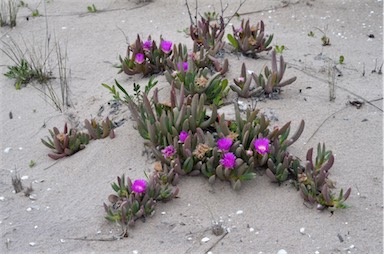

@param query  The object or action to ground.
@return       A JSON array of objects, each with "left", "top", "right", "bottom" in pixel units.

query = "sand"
[{"left": 0, "top": 0, "right": 383, "bottom": 253}]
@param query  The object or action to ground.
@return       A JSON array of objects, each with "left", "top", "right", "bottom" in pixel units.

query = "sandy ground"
[{"left": 0, "top": 0, "right": 383, "bottom": 253}]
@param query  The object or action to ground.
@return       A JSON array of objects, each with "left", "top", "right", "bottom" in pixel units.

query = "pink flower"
[
  {"left": 220, "top": 152, "right": 236, "bottom": 169},
  {"left": 135, "top": 53, "right": 145, "bottom": 64},
  {"left": 161, "top": 145, "right": 176, "bottom": 158},
  {"left": 177, "top": 62, "right": 188, "bottom": 72},
  {"left": 217, "top": 137, "right": 232, "bottom": 151},
  {"left": 160, "top": 40, "right": 172, "bottom": 54},
  {"left": 142, "top": 40, "right": 152, "bottom": 51},
  {"left": 238, "top": 77, "right": 245, "bottom": 82},
  {"left": 132, "top": 179, "right": 147, "bottom": 193},
  {"left": 254, "top": 138, "right": 270, "bottom": 155},
  {"left": 179, "top": 131, "right": 188, "bottom": 143},
  {"left": 177, "top": 62, "right": 188, "bottom": 71}
]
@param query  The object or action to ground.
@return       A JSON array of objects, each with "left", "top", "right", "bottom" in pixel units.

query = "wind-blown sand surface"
[{"left": 0, "top": 0, "right": 383, "bottom": 253}]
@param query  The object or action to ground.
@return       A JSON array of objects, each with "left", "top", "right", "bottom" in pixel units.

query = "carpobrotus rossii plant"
[{"left": 103, "top": 78, "right": 351, "bottom": 219}]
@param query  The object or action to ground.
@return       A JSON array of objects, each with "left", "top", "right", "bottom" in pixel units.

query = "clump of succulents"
[
  {"left": 230, "top": 63, "right": 263, "bottom": 98},
  {"left": 106, "top": 80, "right": 218, "bottom": 147},
  {"left": 190, "top": 16, "right": 226, "bottom": 54},
  {"left": 41, "top": 123, "right": 90, "bottom": 160},
  {"left": 227, "top": 19, "right": 273, "bottom": 58},
  {"left": 264, "top": 120, "right": 305, "bottom": 184},
  {"left": 104, "top": 173, "right": 179, "bottom": 237},
  {"left": 84, "top": 117, "right": 115, "bottom": 140},
  {"left": 298, "top": 143, "right": 352, "bottom": 210},
  {"left": 253, "top": 50, "right": 297, "bottom": 95},
  {"left": 119, "top": 35, "right": 173, "bottom": 76},
  {"left": 170, "top": 42, "right": 229, "bottom": 76},
  {"left": 164, "top": 63, "right": 229, "bottom": 106}
]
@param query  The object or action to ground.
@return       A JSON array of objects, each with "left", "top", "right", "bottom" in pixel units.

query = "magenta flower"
[
  {"left": 238, "top": 76, "right": 245, "bottom": 82},
  {"left": 160, "top": 40, "right": 172, "bottom": 54},
  {"left": 217, "top": 137, "right": 233, "bottom": 151},
  {"left": 132, "top": 179, "right": 147, "bottom": 193},
  {"left": 220, "top": 152, "right": 236, "bottom": 169},
  {"left": 179, "top": 131, "right": 188, "bottom": 143},
  {"left": 254, "top": 138, "right": 270, "bottom": 155},
  {"left": 161, "top": 145, "right": 176, "bottom": 158},
  {"left": 135, "top": 53, "right": 145, "bottom": 64},
  {"left": 142, "top": 40, "right": 152, "bottom": 51},
  {"left": 177, "top": 62, "right": 188, "bottom": 72}
]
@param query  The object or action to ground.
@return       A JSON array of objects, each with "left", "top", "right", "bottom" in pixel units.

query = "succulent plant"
[
  {"left": 230, "top": 63, "right": 263, "bottom": 98},
  {"left": 227, "top": 19, "right": 273, "bottom": 57},
  {"left": 190, "top": 16, "right": 226, "bottom": 53},
  {"left": 104, "top": 173, "right": 179, "bottom": 237},
  {"left": 262, "top": 119, "right": 305, "bottom": 184},
  {"left": 169, "top": 41, "right": 229, "bottom": 76},
  {"left": 253, "top": 50, "right": 297, "bottom": 94},
  {"left": 84, "top": 117, "right": 115, "bottom": 140},
  {"left": 298, "top": 143, "right": 351, "bottom": 210},
  {"left": 165, "top": 64, "right": 229, "bottom": 106},
  {"left": 41, "top": 123, "right": 90, "bottom": 160},
  {"left": 119, "top": 35, "right": 173, "bottom": 76},
  {"left": 127, "top": 83, "right": 218, "bottom": 147}
]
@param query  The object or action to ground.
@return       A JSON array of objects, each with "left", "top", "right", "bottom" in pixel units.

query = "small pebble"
[
  {"left": 60, "top": 239, "right": 65, "bottom": 243},
  {"left": 300, "top": 227, "right": 305, "bottom": 235},
  {"left": 201, "top": 237, "right": 210, "bottom": 243},
  {"left": 34, "top": 225, "right": 38, "bottom": 229},
  {"left": 249, "top": 228, "right": 254, "bottom": 232},
  {"left": 277, "top": 250, "right": 287, "bottom": 254},
  {"left": 132, "top": 250, "right": 138, "bottom": 254},
  {"left": 161, "top": 212, "right": 166, "bottom": 215},
  {"left": 26, "top": 207, "right": 32, "bottom": 212},
  {"left": 21, "top": 175, "right": 29, "bottom": 180},
  {"left": 236, "top": 210, "right": 243, "bottom": 215},
  {"left": 187, "top": 237, "right": 193, "bottom": 241},
  {"left": 4, "top": 147, "right": 11, "bottom": 153},
  {"left": 0, "top": 196, "right": 5, "bottom": 201},
  {"left": 29, "top": 242, "right": 36, "bottom": 246}
]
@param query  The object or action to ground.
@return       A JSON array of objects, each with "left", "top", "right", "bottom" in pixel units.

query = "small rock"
[
  {"left": 249, "top": 227, "right": 254, "bottom": 232},
  {"left": 277, "top": 250, "right": 287, "bottom": 254},
  {"left": 21, "top": 176, "right": 29, "bottom": 180},
  {"left": 26, "top": 207, "right": 32, "bottom": 212},
  {"left": 29, "top": 242, "right": 36, "bottom": 246},
  {"left": 0, "top": 196, "right": 5, "bottom": 201},
  {"left": 201, "top": 237, "right": 210, "bottom": 243},
  {"left": 236, "top": 210, "right": 243, "bottom": 215},
  {"left": 132, "top": 250, "right": 139, "bottom": 254},
  {"left": 60, "top": 239, "right": 65, "bottom": 243},
  {"left": 161, "top": 212, "right": 166, "bottom": 215},
  {"left": 4, "top": 147, "right": 11, "bottom": 153},
  {"left": 300, "top": 227, "right": 305, "bottom": 235}
]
